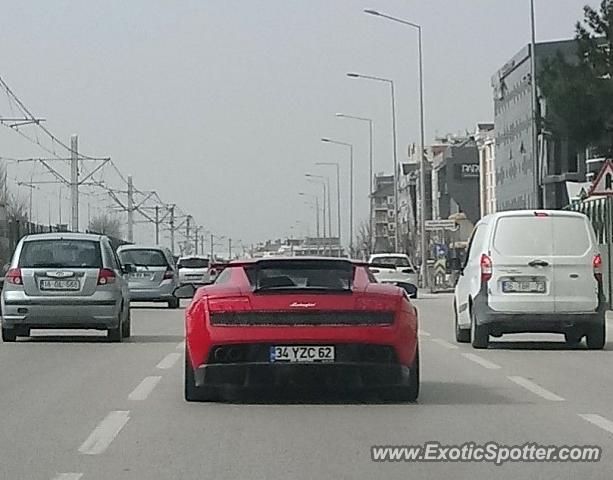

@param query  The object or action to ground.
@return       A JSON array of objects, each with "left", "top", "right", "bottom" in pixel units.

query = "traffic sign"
[
  {"left": 425, "top": 219, "right": 458, "bottom": 231},
  {"left": 588, "top": 159, "right": 613, "bottom": 196}
]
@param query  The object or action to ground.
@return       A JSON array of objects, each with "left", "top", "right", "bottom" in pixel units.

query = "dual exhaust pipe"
[{"left": 213, "top": 346, "right": 242, "bottom": 363}]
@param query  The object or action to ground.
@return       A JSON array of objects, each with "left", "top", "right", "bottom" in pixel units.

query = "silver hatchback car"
[
  {"left": 117, "top": 245, "right": 180, "bottom": 308},
  {"left": 1, "top": 233, "right": 132, "bottom": 342}
]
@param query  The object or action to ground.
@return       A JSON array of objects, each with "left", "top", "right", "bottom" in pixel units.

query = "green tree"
[{"left": 539, "top": 0, "right": 613, "bottom": 153}]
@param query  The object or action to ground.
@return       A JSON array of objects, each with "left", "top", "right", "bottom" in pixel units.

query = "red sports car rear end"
[{"left": 182, "top": 257, "right": 420, "bottom": 402}]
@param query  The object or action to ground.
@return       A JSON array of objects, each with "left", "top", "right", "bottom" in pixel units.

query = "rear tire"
[
  {"left": 168, "top": 297, "right": 180, "bottom": 309},
  {"left": 1, "top": 327, "right": 16, "bottom": 342},
  {"left": 381, "top": 347, "right": 419, "bottom": 402},
  {"left": 107, "top": 313, "right": 123, "bottom": 343},
  {"left": 454, "top": 301, "right": 470, "bottom": 343},
  {"left": 184, "top": 351, "right": 219, "bottom": 402},
  {"left": 586, "top": 321, "right": 606, "bottom": 350},
  {"left": 121, "top": 308, "right": 131, "bottom": 339},
  {"left": 16, "top": 326, "right": 31, "bottom": 337},
  {"left": 564, "top": 332, "right": 582, "bottom": 346},
  {"left": 470, "top": 309, "right": 489, "bottom": 349}
]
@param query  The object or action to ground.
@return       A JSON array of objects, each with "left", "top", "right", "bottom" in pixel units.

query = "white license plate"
[
  {"left": 40, "top": 279, "right": 80, "bottom": 291},
  {"left": 131, "top": 272, "right": 152, "bottom": 280},
  {"left": 503, "top": 281, "right": 546, "bottom": 293},
  {"left": 270, "top": 345, "right": 335, "bottom": 363}
]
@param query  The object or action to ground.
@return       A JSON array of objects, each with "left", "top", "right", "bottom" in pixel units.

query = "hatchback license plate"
[
  {"left": 130, "top": 272, "right": 152, "bottom": 280},
  {"left": 502, "top": 280, "right": 546, "bottom": 293},
  {"left": 270, "top": 345, "right": 335, "bottom": 363},
  {"left": 40, "top": 279, "right": 80, "bottom": 291}
]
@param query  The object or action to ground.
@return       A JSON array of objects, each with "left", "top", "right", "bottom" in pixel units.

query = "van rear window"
[
  {"left": 19, "top": 240, "right": 102, "bottom": 268},
  {"left": 493, "top": 216, "right": 591, "bottom": 256}
]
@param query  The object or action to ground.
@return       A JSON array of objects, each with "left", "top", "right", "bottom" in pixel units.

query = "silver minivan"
[
  {"left": 1, "top": 233, "right": 132, "bottom": 342},
  {"left": 117, "top": 245, "right": 179, "bottom": 308},
  {"left": 454, "top": 210, "right": 606, "bottom": 349}
]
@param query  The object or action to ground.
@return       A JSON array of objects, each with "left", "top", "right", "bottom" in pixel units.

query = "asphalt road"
[{"left": 2, "top": 295, "right": 613, "bottom": 479}]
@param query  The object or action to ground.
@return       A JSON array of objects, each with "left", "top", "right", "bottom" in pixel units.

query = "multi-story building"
[
  {"left": 475, "top": 123, "right": 496, "bottom": 216},
  {"left": 492, "top": 39, "right": 587, "bottom": 211},
  {"left": 370, "top": 174, "right": 395, "bottom": 253}
]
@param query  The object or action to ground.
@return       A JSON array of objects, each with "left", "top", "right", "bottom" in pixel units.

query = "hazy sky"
[{"left": 0, "top": 0, "right": 599, "bottom": 250}]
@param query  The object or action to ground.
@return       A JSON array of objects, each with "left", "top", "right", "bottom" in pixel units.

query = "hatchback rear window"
[
  {"left": 178, "top": 258, "right": 209, "bottom": 269},
  {"left": 371, "top": 256, "right": 410, "bottom": 268},
  {"left": 118, "top": 249, "right": 168, "bottom": 267},
  {"left": 244, "top": 260, "right": 354, "bottom": 291},
  {"left": 19, "top": 240, "right": 102, "bottom": 268}
]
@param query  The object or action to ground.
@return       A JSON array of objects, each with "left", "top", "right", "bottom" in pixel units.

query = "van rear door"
[
  {"left": 551, "top": 213, "right": 598, "bottom": 313},
  {"left": 489, "top": 213, "right": 555, "bottom": 313}
]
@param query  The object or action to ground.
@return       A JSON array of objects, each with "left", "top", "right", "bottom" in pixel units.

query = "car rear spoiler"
[{"left": 368, "top": 263, "right": 398, "bottom": 270}]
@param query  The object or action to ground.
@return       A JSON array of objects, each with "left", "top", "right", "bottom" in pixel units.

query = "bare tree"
[
  {"left": 356, "top": 220, "right": 372, "bottom": 260},
  {"left": 88, "top": 212, "right": 123, "bottom": 239}
]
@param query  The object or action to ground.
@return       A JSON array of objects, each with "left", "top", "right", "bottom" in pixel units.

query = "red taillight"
[
  {"left": 207, "top": 297, "right": 250, "bottom": 312},
  {"left": 5, "top": 268, "right": 22, "bottom": 285},
  {"left": 480, "top": 254, "right": 493, "bottom": 283},
  {"left": 534, "top": 211, "right": 549, "bottom": 217},
  {"left": 163, "top": 269, "right": 174, "bottom": 280},
  {"left": 97, "top": 268, "right": 116, "bottom": 285},
  {"left": 593, "top": 254, "right": 603, "bottom": 282}
]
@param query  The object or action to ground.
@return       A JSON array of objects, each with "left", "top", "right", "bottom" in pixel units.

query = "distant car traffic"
[
  {"left": 368, "top": 253, "right": 419, "bottom": 298},
  {"left": 454, "top": 210, "right": 606, "bottom": 349},
  {"left": 177, "top": 257, "right": 420, "bottom": 402},
  {"left": 117, "top": 245, "right": 180, "bottom": 309},
  {"left": 177, "top": 255, "right": 210, "bottom": 286},
  {"left": 1, "top": 233, "right": 132, "bottom": 342}
]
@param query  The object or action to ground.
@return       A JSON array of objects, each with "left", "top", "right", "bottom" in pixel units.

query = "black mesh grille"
[{"left": 210, "top": 311, "right": 394, "bottom": 326}]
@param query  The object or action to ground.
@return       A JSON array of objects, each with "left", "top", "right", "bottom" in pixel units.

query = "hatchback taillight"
[
  {"left": 480, "top": 254, "right": 493, "bottom": 283},
  {"left": 97, "top": 268, "right": 116, "bottom": 285},
  {"left": 5, "top": 268, "right": 22, "bottom": 285},
  {"left": 163, "top": 269, "right": 174, "bottom": 280},
  {"left": 593, "top": 254, "right": 603, "bottom": 282}
]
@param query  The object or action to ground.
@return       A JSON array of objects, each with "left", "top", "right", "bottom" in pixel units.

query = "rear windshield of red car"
[{"left": 244, "top": 260, "right": 354, "bottom": 291}]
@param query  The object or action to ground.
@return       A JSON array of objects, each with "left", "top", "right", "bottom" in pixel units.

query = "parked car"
[
  {"left": 117, "top": 245, "right": 180, "bottom": 308},
  {"left": 1, "top": 233, "right": 132, "bottom": 342},
  {"left": 177, "top": 255, "right": 210, "bottom": 286},
  {"left": 176, "top": 257, "right": 420, "bottom": 402},
  {"left": 368, "top": 253, "right": 419, "bottom": 298},
  {"left": 454, "top": 210, "right": 606, "bottom": 349}
]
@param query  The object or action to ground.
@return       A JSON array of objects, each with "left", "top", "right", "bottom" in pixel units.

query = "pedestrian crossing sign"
[{"left": 588, "top": 159, "right": 613, "bottom": 197}]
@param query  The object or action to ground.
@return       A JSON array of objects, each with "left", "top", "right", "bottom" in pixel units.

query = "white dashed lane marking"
[
  {"left": 578, "top": 414, "right": 613, "bottom": 435},
  {"left": 461, "top": 353, "right": 501, "bottom": 370},
  {"left": 51, "top": 474, "right": 83, "bottom": 480},
  {"left": 507, "top": 376, "right": 564, "bottom": 402},
  {"left": 128, "top": 376, "right": 162, "bottom": 401},
  {"left": 78, "top": 410, "right": 130, "bottom": 455},
  {"left": 156, "top": 352, "right": 181, "bottom": 369},
  {"left": 430, "top": 338, "right": 459, "bottom": 350}
]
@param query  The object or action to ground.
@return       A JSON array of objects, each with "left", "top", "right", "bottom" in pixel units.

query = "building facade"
[
  {"left": 370, "top": 174, "right": 395, "bottom": 253},
  {"left": 475, "top": 123, "right": 496, "bottom": 216}
]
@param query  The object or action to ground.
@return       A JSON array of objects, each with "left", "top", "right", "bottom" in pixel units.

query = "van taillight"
[
  {"left": 97, "top": 268, "right": 116, "bottom": 285},
  {"left": 5, "top": 268, "right": 22, "bottom": 285},
  {"left": 593, "top": 254, "right": 603, "bottom": 282},
  {"left": 163, "top": 269, "right": 174, "bottom": 280},
  {"left": 480, "top": 254, "right": 493, "bottom": 283}
]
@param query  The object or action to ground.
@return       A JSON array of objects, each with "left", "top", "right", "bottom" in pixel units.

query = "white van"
[{"left": 454, "top": 210, "right": 606, "bottom": 349}]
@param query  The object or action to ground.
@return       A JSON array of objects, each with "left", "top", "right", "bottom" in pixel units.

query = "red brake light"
[
  {"left": 534, "top": 211, "right": 549, "bottom": 217},
  {"left": 5, "top": 268, "right": 22, "bottom": 285},
  {"left": 97, "top": 268, "right": 116, "bottom": 285},
  {"left": 207, "top": 297, "right": 250, "bottom": 312},
  {"left": 593, "top": 254, "right": 603, "bottom": 282},
  {"left": 163, "top": 268, "right": 174, "bottom": 280},
  {"left": 480, "top": 254, "right": 493, "bottom": 283}
]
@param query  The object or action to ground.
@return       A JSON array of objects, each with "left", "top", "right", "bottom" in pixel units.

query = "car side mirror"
[
  {"left": 122, "top": 263, "right": 136, "bottom": 274},
  {"left": 174, "top": 284, "right": 197, "bottom": 299}
]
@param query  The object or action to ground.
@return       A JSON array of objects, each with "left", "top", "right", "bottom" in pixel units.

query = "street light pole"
[
  {"left": 530, "top": 0, "right": 541, "bottom": 209},
  {"left": 336, "top": 113, "right": 374, "bottom": 252},
  {"left": 321, "top": 138, "right": 354, "bottom": 256},
  {"left": 363, "top": 8, "right": 429, "bottom": 285},
  {"left": 306, "top": 173, "right": 331, "bottom": 255},
  {"left": 315, "top": 162, "right": 341, "bottom": 249},
  {"left": 346, "top": 73, "right": 399, "bottom": 253}
]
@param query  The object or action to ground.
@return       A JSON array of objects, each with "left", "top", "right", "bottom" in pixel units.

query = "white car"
[
  {"left": 454, "top": 210, "right": 606, "bottom": 349},
  {"left": 368, "top": 253, "right": 419, "bottom": 298},
  {"left": 177, "top": 256, "right": 210, "bottom": 286}
]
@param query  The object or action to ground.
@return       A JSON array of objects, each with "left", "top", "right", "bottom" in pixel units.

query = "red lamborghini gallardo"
[{"left": 178, "top": 257, "right": 420, "bottom": 402}]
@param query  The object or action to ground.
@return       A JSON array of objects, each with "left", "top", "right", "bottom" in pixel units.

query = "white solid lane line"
[
  {"left": 176, "top": 341, "right": 186, "bottom": 350},
  {"left": 51, "top": 474, "right": 83, "bottom": 480},
  {"left": 128, "top": 376, "right": 162, "bottom": 401},
  {"left": 507, "top": 376, "right": 565, "bottom": 402},
  {"left": 430, "top": 338, "right": 459, "bottom": 349},
  {"left": 461, "top": 353, "right": 501, "bottom": 370},
  {"left": 418, "top": 330, "right": 431, "bottom": 337},
  {"left": 156, "top": 352, "right": 182, "bottom": 369},
  {"left": 578, "top": 414, "right": 613, "bottom": 435},
  {"left": 78, "top": 411, "right": 130, "bottom": 455}
]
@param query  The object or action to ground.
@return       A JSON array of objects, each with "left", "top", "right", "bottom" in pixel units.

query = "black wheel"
[
  {"left": 121, "top": 308, "right": 131, "bottom": 339},
  {"left": 454, "top": 301, "right": 470, "bottom": 343},
  {"left": 381, "top": 347, "right": 419, "bottom": 402},
  {"left": 564, "top": 332, "right": 582, "bottom": 346},
  {"left": 184, "top": 351, "right": 219, "bottom": 402},
  {"left": 15, "top": 326, "right": 31, "bottom": 337},
  {"left": 168, "top": 297, "right": 180, "bottom": 309},
  {"left": 107, "top": 312, "right": 123, "bottom": 343},
  {"left": 586, "top": 321, "right": 606, "bottom": 350},
  {"left": 2, "top": 327, "right": 16, "bottom": 342},
  {"left": 470, "top": 308, "right": 489, "bottom": 349}
]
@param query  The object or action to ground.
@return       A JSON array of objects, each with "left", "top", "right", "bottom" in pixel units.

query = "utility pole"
[
  {"left": 154, "top": 206, "right": 160, "bottom": 244},
  {"left": 228, "top": 238, "right": 232, "bottom": 259},
  {"left": 193, "top": 226, "right": 201, "bottom": 255},
  {"left": 210, "top": 233, "right": 214, "bottom": 261},
  {"left": 169, "top": 204, "right": 175, "bottom": 253},
  {"left": 58, "top": 187, "right": 62, "bottom": 225},
  {"left": 127, "top": 175, "right": 134, "bottom": 242},
  {"left": 201, "top": 235, "right": 205, "bottom": 257},
  {"left": 70, "top": 134, "right": 79, "bottom": 232},
  {"left": 186, "top": 215, "right": 192, "bottom": 253}
]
